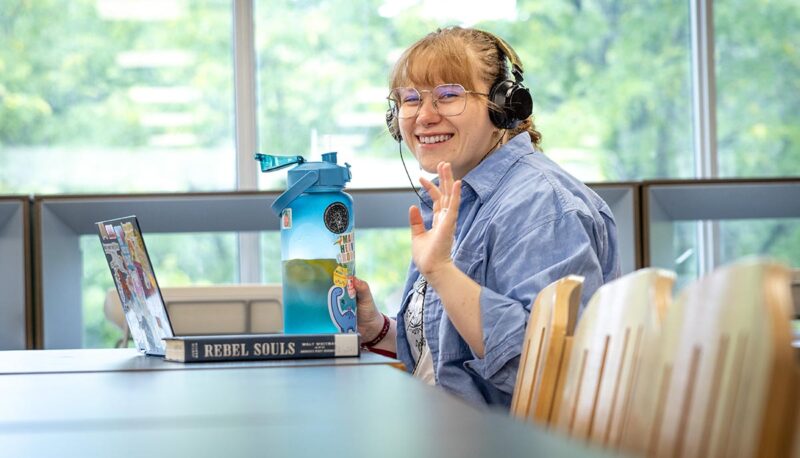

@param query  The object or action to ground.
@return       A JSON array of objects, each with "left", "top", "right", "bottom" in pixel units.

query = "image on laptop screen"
[{"left": 97, "top": 216, "right": 174, "bottom": 355}]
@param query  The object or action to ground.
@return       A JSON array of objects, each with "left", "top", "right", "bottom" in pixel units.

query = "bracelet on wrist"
[{"left": 361, "top": 314, "right": 390, "bottom": 348}]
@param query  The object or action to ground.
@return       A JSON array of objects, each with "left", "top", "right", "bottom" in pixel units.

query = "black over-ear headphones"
[
  {"left": 385, "top": 30, "right": 533, "bottom": 142},
  {"left": 487, "top": 33, "right": 534, "bottom": 130}
]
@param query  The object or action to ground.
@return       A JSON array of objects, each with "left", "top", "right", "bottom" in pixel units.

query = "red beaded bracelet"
[{"left": 361, "top": 314, "right": 390, "bottom": 348}]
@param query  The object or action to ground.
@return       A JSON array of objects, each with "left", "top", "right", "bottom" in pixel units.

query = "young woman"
[{"left": 356, "top": 26, "right": 620, "bottom": 408}]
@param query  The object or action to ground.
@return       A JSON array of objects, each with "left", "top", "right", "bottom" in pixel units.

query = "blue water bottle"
[{"left": 255, "top": 152, "right": 356, "bottom": 334}]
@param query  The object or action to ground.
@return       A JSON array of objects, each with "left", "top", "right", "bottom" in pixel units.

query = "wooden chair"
[
  {"left": 554, "top": 268, "right": 676, "bottom": 447},
  {"left": 510, "top": 275, "right": 584, "bottom": 424},
  {"left": 621, "top": 259, "right": 798, "bottom": 457},
  {"left": 793, "top": 390, "right": 800, "bottom": 458},
  {"left": 791, "top": 269, "right": 800, "bottom": 318}
]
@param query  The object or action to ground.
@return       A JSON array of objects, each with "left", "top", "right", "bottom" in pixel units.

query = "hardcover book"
[{"left": 164, "top": 333, "right": 360, "bottom": 363}]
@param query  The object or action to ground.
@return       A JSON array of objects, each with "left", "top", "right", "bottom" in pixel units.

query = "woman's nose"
[{"left": 416, "top": 97, "right": 441, "bottom": 125}]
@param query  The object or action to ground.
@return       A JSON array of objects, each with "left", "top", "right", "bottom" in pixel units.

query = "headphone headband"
[{"left": 483, "top": 31, "right": 525, "bottom": 81}]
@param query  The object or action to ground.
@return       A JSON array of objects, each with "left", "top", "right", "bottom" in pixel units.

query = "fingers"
[
  {"left": 353, "top": 276, "right": 370, "bottom": 294},
  {"left": 438, "top": 162, "right": 453, "bottom": 199},
  {"left": 448, "top": 179, "right": 462, "bottom": 218},
  {"left": 417, "top": 162, "right": 462, "bottom": 225},
  {"left": 435, "top": 163, "right": 459, "bottom": 215},
  {"left": 354, "top": 277, "right": 384, "bottom": 337},
  {"left": 434, "top": 162, "right": 450, "bottom": 210},
  {"left": 419, "top": 177, "right": 442, "bottom": 213},
  {"left": 420, "top": 162, "right": 454, "bottom": 210},
  {"left": 408, "top": 205, "right": 425, "bottom": 236},
  {"left": 353, "top": 277, "right": 374, "bottom": 305},
  {"left": 419, "top": 177, "right": 441, "bottom": 200}
]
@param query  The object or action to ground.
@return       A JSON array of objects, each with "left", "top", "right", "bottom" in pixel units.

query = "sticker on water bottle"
[
  {"left": 347, "top": 275, "right": 356, "bottom": 299},
  {"left": 324, "top": 202, "right": 349, "bottom": 234},
  {"left": 333, "top": 265, "right": 348, "bottom": 287},
  {"left": 335, "top": 232, "right": 354, "bottom": 264},
  {"left": 281, "top": 209, "right": 292, "bottom": 229}
]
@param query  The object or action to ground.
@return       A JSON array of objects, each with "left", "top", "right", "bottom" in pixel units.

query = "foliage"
[
  {"left": 0, "top": 0, "right": 231, "bottom": 148},
  {"left": 715, "top": 0, "right": 800, "bottom": 177}
]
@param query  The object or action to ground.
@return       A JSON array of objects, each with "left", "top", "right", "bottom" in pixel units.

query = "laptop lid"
[{"left": 97, "top": 216, "right": 174, "bottom": 355}]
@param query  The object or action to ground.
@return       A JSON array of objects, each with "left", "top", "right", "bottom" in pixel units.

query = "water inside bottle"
[{"left": 282, "top": 258, "right": 343, "bottom": 334}]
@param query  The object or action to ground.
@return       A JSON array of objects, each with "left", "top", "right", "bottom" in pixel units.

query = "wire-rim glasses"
[{"left": 388, "top": 84, "right": 488, "bottom": 119}]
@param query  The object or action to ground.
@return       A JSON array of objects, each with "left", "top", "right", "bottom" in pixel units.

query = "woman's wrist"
[
  {"left": 422, "top": 261, "right": 457, "bottom": 287},
  {"left": 360, "top": 312, "right": 384, "bottom": 342},
  {"left": 361, "top": 314, "right": 390, "bottom": 348}
]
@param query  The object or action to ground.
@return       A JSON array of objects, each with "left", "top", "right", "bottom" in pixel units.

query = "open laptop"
[{"left": 97, "top": 216, "right": 174, "bottom": 356}]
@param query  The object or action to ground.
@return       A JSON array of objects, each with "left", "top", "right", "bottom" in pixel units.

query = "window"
[
  {"left": 718, "top": 219, "right": 800, "bottom": 268},
  {"left": 715, "top": 0, "right": 800, "bottom": 178},
  {"left": 0, "top": 0, "right": 235, "bottom": 194},
  {"left": 253, "top": 0, "right": 433, "bottom": 190},
  {"left": 506, "top": 1, "right": 693, "bottom": 181}
]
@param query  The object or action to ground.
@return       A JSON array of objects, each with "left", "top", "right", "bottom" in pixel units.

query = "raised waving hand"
[{"left": 408, "top": 161, "right": 462, "bottom": 280}]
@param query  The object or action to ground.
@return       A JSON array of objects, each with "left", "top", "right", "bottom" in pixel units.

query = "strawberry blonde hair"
[{"left": 389, "top": 26, "right": 542, "bottom": 149}]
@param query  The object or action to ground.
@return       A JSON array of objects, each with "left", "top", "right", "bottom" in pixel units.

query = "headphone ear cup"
[
  {"left": 508, "top": 85, "right": 533, "bottom": 124},
  {"left": 489, "top": 80, "right": 512, "bottom": 129},
  {"left": 489, "top": 80, "right": 532, "bottom": 129},
  {"left": 385, "top": 106, "right": 402, "bottom": 142}
]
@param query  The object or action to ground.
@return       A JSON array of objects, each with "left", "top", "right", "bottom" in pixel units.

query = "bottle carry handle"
[{"left": 271, "top": 170, "right": 319, "bottom": 215}]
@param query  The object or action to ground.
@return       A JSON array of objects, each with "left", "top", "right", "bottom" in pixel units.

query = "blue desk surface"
[
  {"left": 0, "top": 349, "right": 611, "bottom": 457},
  {"left": 0, "top": 347, "right": 399, "bottom": 375}
]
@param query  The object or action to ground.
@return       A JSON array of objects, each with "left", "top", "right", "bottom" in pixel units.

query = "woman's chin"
[
  {"left": 413, "top": 149, "right": 448, "bottom": 171},
  {"left": 413, "top": 157, "right": 440, "bottom": 175}
]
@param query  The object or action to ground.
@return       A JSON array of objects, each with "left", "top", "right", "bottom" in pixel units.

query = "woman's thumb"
[{"left": 353, "top": 277, "right": 373, "bottom": 302}]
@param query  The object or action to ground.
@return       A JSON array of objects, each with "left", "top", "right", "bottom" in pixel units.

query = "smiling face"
[
  {"left": 398, "top": 79, "right": 499, "bottom": 180},
  {"left": 390, "top": 30, "right": 503, "bottom": 180}
]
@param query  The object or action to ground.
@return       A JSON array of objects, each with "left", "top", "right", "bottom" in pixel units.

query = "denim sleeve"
[{"left": 463, "top": 210, "right": 607, "bottom": 394}]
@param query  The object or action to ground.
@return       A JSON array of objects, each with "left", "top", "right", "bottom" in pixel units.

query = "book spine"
[{"left": 172, "top": 334, "right": 359, "bottom": 362}]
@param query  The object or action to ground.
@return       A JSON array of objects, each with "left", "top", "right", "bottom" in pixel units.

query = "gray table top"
[
  {"left": 0, "top": 350, "right": 611, "bottom": 457},
  {"left": 0, "top": 348, "right": 398, "bottom": 375}
]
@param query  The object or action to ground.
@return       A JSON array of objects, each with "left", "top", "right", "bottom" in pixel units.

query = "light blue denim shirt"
[{"left": 394, "top": 133, "right": 621, "bottom": 408}]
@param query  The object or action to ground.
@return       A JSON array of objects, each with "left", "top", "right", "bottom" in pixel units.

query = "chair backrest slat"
[
  {"left": 622, "top": 259, "right": 798, "bottom": 457},
  {"left": 555, "top": 268, "right": 676, "bottom": 447},
  {"left": 510, "top": 275, "right": 584, "bottom": 424}
]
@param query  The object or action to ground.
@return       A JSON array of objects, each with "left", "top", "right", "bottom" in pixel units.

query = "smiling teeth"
[{"left": 419, "top": 135, "right": 452, "bottom": 144}]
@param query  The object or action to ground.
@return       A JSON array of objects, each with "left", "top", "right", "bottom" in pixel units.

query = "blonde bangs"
[
  {"left": 390, "top": 36, "right": 483, "bottom": 91},
  {"left": 388, "top": 26, "right": 543, "bottom": 149}
]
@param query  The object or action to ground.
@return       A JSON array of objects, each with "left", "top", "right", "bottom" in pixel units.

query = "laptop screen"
[{"left": 97, "top": 216, "right": 174, "bottom": 355}]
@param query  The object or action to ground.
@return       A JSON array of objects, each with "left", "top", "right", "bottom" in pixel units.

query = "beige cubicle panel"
[
  {"left": 586, "top": 182, "right": 641, "bottom": 273},
  {"left": 642, "top": 178, "right": 800, "bottom": 283},
  {"left": 104, "top": 284, "right": 283, "bottom": 340},
  {"left": 0, "top": 196, "right": 31, "bottom": 350},
  {"left": 165, "top": 284, "right": 283, "bottom": 335}
]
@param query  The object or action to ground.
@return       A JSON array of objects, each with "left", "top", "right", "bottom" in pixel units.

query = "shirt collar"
[
  {"left": 417, "top": 133, "right": 533, "bottom": 209},
  {"left": 462, "top": 133, "right": 533, "bottom": 202}
]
